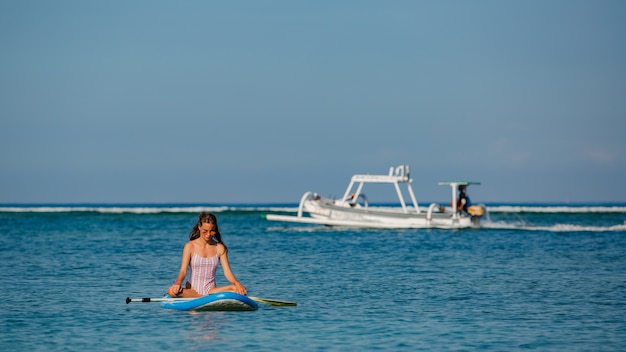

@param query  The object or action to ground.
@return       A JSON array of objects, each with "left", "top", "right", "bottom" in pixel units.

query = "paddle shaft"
[{"left": 126, "top": 297, "right": 195, "bottom": 304}]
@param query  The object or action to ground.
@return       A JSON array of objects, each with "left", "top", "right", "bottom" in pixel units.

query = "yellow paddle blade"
[{"left": 248, "top": 296, "right": 297, "bottom": 306}]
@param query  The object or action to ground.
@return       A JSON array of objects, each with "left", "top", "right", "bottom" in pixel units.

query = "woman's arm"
[
  {"left": 218, "top": 244, "right": 247, "bottom": 295},
  {"left": 168, "top": 242, "right": 193, "bottom": 296}
]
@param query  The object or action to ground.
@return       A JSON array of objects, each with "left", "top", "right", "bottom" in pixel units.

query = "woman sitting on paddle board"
[{"left": 168, "top": 212, "right": 247, "bottom": 298}]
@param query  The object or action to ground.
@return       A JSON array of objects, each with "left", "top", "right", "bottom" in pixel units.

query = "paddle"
[
  {"left": 126, "top": 297, "right": 192, "bottom": 304},
  {"left": 248, "top": 296, "right": 297, "bottom": 306},
  {"left": 126, "top": 295, "right": 297, "bottom": 306}
]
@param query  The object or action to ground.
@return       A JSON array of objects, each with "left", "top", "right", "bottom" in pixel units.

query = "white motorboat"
[{"left": 264, "top": 165, "right": 486, "bottom": 229}]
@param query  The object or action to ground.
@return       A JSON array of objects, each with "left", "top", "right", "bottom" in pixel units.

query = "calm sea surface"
[{"left": 1, "top": 203, "right": 625, "bottom": 351}]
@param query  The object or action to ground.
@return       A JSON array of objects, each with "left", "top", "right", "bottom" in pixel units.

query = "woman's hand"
[
  {"left": 168, "top": 284, "right": 183, "bottom": 297},
  {"left": 233, "top": 281, "right": 247, "bottom": 295}
]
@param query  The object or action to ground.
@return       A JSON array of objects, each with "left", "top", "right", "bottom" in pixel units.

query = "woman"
[{"left": 168, "top": 212, "right": 247, "bottom": 298}]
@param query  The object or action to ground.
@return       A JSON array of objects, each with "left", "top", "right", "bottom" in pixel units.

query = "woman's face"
[{"left": 198, "top": 222, "right": 216, "bottom": 241}]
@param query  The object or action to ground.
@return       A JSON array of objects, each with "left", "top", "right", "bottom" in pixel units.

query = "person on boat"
[
  {"left": 168, "top": 212, "right": 247, "bottom": 298},
  {"left": 347, "top": 193, "right": 356, "bottom": 207},
  {"left": 457, "top": 185, "right": 471, "bottom": 214}
]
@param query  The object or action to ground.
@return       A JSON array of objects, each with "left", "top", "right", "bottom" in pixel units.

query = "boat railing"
[
  {"left": 426, "top": 203, "right": 440, "bottom": 221},
  {"left": 297, "top": 192, "right": 318, "bottom": 217},
  {"left": 340, "top": 165, "right": 420, "bottom": 214}
]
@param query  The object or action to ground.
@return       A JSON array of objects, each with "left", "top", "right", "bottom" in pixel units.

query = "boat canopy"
[
  {"left": 437, "top": 181, "right": 481, "bottom": 187},
  {"left": 341, "top": 165, "right": 420, "bottom": 214}
]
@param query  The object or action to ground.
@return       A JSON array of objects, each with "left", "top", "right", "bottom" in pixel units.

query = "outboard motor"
[{"left": 468, "top": 205, "right": 485, "bottom": 225}]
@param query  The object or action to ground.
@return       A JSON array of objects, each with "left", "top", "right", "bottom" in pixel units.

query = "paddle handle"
[
  {"left": 126, "top": 297, "right": 194, "bottom": 304},
  {"left": 126, "top": 297, "right": 152, "bottom": 304}
]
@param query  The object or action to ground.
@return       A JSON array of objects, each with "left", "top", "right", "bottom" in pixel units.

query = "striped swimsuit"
[{"left": 188, "top": 244, "right": 219, "bottom": 295}]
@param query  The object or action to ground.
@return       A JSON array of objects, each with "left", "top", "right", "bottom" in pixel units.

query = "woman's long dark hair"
[{"left": 189, "top": 212, "right": 227, "bottom": 251}]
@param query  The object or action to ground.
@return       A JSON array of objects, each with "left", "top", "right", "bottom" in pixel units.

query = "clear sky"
[{"left": 1, "top": 1, "right": 625, "bottom": 204}]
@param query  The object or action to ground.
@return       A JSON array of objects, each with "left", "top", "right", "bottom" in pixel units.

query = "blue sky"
[{"left": 1, "top": 1, "right": 625, "bottom": 204}]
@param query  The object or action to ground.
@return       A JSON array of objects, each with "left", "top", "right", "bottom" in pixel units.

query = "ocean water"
[{"left": 1, "top": 203, "right": 625, "bottom": 351}]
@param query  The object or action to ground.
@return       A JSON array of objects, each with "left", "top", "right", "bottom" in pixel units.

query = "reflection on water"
[{"left": 185, "top": 311, "right": 227, "bottom": 342}]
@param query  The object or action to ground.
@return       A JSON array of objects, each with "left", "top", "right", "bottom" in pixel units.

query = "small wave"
[
  {"left": 0, "top": 205, "right": 298, "bottom": 214},
  {"left": 487, "top": 205, "right": 626, "bottom": 213},
  {"left": 481, "top": 220, "right": 626, "bottom": 232},
  {"left": 0, "top": 206, "right": 224, "bottom": 214},
  {"left": 266, "top": 225, "right": 329, "bottom": 233}
]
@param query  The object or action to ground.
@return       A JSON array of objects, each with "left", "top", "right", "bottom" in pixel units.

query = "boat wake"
[
  {"left": 481, "top": 220, "right": 626, "bottom": 233},
  {"left": 487, "top": 205, "right": 626, "bottom": 213}
]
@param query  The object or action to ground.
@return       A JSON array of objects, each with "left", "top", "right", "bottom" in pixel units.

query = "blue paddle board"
[{"left": 160, "top": 292, "right": 258, "bottom": 311}]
